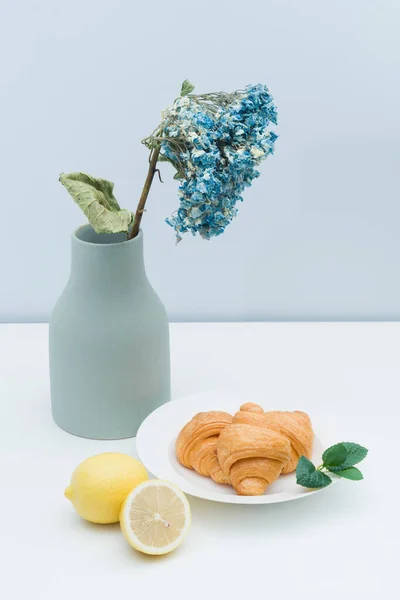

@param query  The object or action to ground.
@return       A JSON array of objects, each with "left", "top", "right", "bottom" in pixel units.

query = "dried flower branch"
[
  {"left": 59, "top": 80, "right": 278, "bottom": 242},
  {"left": 143, "top": 82, "right": 278, "bottom": 240}
]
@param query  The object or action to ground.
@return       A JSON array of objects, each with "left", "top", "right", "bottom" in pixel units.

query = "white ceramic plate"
[{"left": 136, "top": 391, "right": 339, "bottom": 504}]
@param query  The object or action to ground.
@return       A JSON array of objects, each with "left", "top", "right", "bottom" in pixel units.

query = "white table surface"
[{"left": 0, "top": 322, "right": 397, "bottom": 599}]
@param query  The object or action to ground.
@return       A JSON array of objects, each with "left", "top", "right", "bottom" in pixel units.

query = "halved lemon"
[{"left": 120, "top": 480, "right": 191, "bottom": 555}]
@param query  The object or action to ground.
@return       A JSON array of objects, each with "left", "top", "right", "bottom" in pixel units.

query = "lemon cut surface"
[{"left": 120, "top": 480, "right": 191, "bottom": 555}]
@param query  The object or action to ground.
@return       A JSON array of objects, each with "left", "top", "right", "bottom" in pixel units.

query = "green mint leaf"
[
  {"left": 334, "top": 467, "right": 363, "bottom": 481},
  {"left": 59, "top": 172, "right": 133, "bottom": 234},
  {"left": 341, "top": 442, "right": 368, "bottom": 465},
  {"left": 180, "top": 80, "right": 195, "bottom": 96},
  {"left": 328, "top": 442, "right": 368, "bottom": 472},
  {"left": 322, "top": 443, "right": 348, "bottom": 468},
  {"left": 298, "top": 470, "right": 332, "bottom": 489},
  {"left": 296, "top": 456, "right": 315, "bottom": 477},
  {"left": 296, "top": 456, "right": 332, "bottom": 488}
]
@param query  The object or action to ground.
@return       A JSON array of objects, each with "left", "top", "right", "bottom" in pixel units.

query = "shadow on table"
[{"left": 187, "top": 482, "right": 368, "bottom": 537}]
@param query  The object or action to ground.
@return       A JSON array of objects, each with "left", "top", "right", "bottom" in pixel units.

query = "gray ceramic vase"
[{"left": 49, "top": 225, "right": 170, "bottom": 439}]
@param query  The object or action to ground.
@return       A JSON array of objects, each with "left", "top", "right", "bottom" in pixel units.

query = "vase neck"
[{"left": 70, "top": 226, "right": 147, "bottom": 289}]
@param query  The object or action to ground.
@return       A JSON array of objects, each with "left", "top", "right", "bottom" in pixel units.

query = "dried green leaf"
[
  {"left": 157, "top": 154, "right": 171, "bottom": 163},
  {"left": 158, "top": 154, "right": 185, "bottom": 180},
  {"left": 173, "top": 170, "right": 185, "bottom": 180},
  {"left": 180, "top": 79, "right": 195, "bottom": 96},
  {"left": 59, "top": 172, "right": 133, "bottom": 234}
]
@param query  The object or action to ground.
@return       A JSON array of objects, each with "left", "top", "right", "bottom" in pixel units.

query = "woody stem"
[{"left": 128, "top": 146, "right": 161, "bottom": 240}]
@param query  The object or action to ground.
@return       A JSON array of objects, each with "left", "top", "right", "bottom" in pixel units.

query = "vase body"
[{"left": 49, "top": 225, "right": 170, "bottom": 439}]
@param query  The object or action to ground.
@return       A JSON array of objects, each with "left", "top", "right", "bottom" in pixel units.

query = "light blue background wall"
[{"left": 1, "top": 0, "right": 399, "bottom": 321}]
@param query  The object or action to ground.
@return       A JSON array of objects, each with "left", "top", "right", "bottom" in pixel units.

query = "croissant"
[
  {"left": 233, "top": 403, "right": 314, "bottom": 474},
  {"left": 217, "top": 423, "right": 291, "bottom": 495},
  {"left": 175, "top": 411, "right": 233, "bottom": 484}
]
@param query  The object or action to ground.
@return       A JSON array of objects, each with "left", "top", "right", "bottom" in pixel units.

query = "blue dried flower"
[{"left": 147, "top": 83, "right": 278, "bottom": 240}]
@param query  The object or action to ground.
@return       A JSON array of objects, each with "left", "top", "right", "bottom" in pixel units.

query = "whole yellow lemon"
[{"left": 65, "top": 453, "right": 148, "bottom": 524}]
